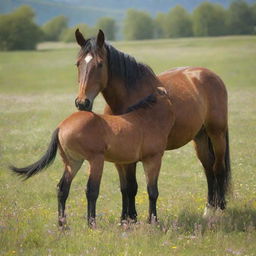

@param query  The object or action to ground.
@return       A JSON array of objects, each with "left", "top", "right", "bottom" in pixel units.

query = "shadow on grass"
[{"left": 159, "top": 207, "right": 256, "bottom": 235}]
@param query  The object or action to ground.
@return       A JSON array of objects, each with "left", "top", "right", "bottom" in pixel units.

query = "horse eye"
[
  {"left": 98, "top": 63, "right": 103, "bottom": 68},
  {"left": 75, "top": 62, "right": 80, "bottom": 67}
]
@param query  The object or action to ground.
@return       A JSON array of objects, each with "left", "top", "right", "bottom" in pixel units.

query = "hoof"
[
  {"left": 148, "top": 214, "right": 158, "bottom": 224},
  {"left": 203, "top": 204, "right": 226, "bottom": 220},
  {"left": 120, "top": 215, "right": 137, "bottom": 225},
  {"left": 120, "top": 219, "right": 128, "bottom": 225},
  {"left": 58, "top": 218, "right": 70, "bottom": 231},
  {"left": 58, "top": 217, "right": 67, "bottom": 226},
  {"left": 127, "top": 217, "right": 137, "bottom": 224},
  {"left": 88, "top": 218, "right": 97, "bottom": 229},
  {"left": 202, "top": 204, "right": 216, "bottom": 219},
  {"left": 215, "top": 207, "right": 225, "bottom": 217},
  {"left": 120, "top": 219, "right": 129, "bottom": 230}
]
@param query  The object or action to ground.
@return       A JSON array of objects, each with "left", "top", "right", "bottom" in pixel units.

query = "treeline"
[
  {"left": 125, "top": 0, "right": 256, "bottom": 40},
  {"left": 0, "top": 5, "right": 116, "bottom": 50},
  {"left": 0, "top": 6, "right": 42, "bottom": 50},
  {"left": 0, "top": 0, "right": 256, "bottom": 50}
]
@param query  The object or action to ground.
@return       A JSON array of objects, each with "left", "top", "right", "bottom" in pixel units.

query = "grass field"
[{"left": 0, "top": 36, "right": 256, "bottom": 255}]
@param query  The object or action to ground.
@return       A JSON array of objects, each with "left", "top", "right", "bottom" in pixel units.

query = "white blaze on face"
[{"left": 84, "top": 54, "right": 93, "bottom": 64}]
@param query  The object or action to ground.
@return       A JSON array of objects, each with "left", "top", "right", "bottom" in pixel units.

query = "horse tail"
[
  {"left": 9, "top": 128, "right": 59, "bottom": 180},
  {"left": 224, "top": 129, "right": 231, "bottom": 193},
  {"left": 207, "top": 128, "right": 231, "bottom": 195}
]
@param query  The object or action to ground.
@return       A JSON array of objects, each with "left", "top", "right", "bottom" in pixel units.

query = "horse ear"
[
  {"left": 96, "top": 29, "right": 105, "bottom": 48},
  {"left": 75, "top": 28, "right": 86, "bottom": 47}
]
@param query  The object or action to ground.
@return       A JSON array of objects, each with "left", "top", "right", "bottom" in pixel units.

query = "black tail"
[
  {"left": 9, "top": 128, "right": 59, "bottom": 180},
  {"left": 224, "top": 129, "right": 231, "bottom": 193}
]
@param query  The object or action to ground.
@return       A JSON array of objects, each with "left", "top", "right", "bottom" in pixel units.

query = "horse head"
[{"left": 75, "top": 29, "right": 108, "bottom": 111}]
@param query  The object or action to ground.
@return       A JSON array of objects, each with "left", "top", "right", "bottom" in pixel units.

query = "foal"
[{"left": 10, "top": 87, "right": 174, "bottom": 227}]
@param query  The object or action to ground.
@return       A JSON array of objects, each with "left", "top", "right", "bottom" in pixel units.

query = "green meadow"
[{"left": 0, "top": 36, "right": 256, "bottom": 255}]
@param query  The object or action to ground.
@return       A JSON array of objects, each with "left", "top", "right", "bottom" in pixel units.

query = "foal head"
[{"left": 75, "top": 29, "right": 108, "bottom": 111}]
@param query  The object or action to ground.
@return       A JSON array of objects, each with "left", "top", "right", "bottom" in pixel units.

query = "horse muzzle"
[{"left": 75, "top": 98, "right": 92, "bottom": 111}]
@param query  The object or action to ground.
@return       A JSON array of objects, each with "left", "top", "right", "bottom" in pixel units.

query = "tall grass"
[{"left": 0, "top": 36, "right": 256, "bottom": 255}]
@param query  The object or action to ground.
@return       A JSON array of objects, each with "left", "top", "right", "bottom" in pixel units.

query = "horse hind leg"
[
  {"left": 194, "top": 128, "right": 216, "bottom": 217},
  {"left": 57, "top": 160, "right": 83, "bottom": 228},
  {"left": 207, "top": 129, "right": 231, "bottom": 211},
  {"left": 195, "top": 127, "right": 231, "bottom": 217}
]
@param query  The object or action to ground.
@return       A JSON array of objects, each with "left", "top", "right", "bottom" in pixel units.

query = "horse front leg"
[
  {"left": 116, "top": 162, "right": 138, "bottom": 223},
  {"left": 86, "top": 155, "right": 104, "bottom": 228},
  {"left": 116, "top": 164, "right": 128, "bottom": 221},
  {"left": 142, "top": 154, "right": 162, "bottom": 224}
]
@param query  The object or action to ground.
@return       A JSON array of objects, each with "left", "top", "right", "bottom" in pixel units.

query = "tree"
[
  {"left": 42, "top": 16, "right": 68, "bottom": 41},
  {"left": 13, "top": 5, "right": 35, "bottom": 20},
  {"left": 60, "top": 24, "right": 96, "bottom": 43},
  {"left": 0, "top": 5, "right": 42, "bottom": 50},
  {"left": 227, "top": 0, "right": 254, "bottom": 35},
  {"left": 123, "top": 9, "right": 154, "bottom": 40},
  {"left": 193, "top": 2, "right": 227, "bottom": 36},
  {"left": 165, "top": 5, "right": 193, "bottom": 38},
  {"left": 96, "top": 17, "right": 116, "bottom": 41},
  {"left": 252, "top": 3, "right": 256, "bottom": 34},
  {"left": 155, "top": 13, "right": 167, "bottom": 38}
]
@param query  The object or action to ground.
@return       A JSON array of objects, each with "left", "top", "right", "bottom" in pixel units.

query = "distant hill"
[
  {"left": 0, "top": 0, "right": 124, "bottom": 26},
  {"left": 0, "top": 0, "right": 255, "bottom": 26}
]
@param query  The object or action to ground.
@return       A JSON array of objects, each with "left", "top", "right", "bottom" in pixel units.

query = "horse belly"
[
  {"left": 104, "top": 131, "right": 142, "bottom": 164},
  {"left": 104, "top": 144, "right": 140, "bottom": 164},
  {"left": 167, "top": 98, "right": 207, "bottom": 149},
  {"left": 166, "top": 119, "right": 202, "bottom": 149},
  {"left": 159, "top": 69, "right": 208, "bottom": 149}
]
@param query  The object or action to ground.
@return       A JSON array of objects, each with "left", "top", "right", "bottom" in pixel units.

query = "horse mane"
[
  {"left": 78, "top": 38, "right": 160, "bottom": 89},
  {"left": 106, "top": 44, "right": 160, "bottom": 89},
  {"left": 78, "top": 38, "right": 96, "bottom": 58},
  {"left": 126, "top": 94, "right": 157, "bottom": 113}
]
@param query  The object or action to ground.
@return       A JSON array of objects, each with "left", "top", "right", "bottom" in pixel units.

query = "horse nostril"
[
  {"left": 75, "top": 98, "right": 92, "bottom": 111},
  {"left": 84, "top": 99, "right": 91, "bottom": 109}
]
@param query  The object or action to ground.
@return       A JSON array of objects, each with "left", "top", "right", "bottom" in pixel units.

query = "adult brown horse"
[
  {"left": 10, "top": 88, "right": 174, "bottom": 227},
  {"left": 74, "top": 29, "right": 231, "bottom": 221}
]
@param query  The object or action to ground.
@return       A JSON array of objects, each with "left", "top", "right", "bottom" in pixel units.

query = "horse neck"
[
  {"left": 102, "top": 76, "right": 157, "bottom": 115},
  {"left": 138, "top": 95, "right": 171, "bottom": 120}
]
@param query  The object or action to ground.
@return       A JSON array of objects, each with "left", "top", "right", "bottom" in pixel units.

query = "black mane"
[
  {"left": 78, "top": 38, "right": 96, "bottom": 57},
  {"left": 126, "top": 93, "right": 157, "bottom": 113},
  {"left": 78, "top": 38, "right": 160, "bottom": 89},
  {"left": 105, "top": 44, "right": 159, "bottom": 89}
]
